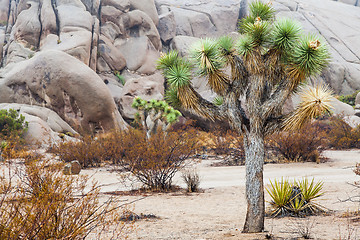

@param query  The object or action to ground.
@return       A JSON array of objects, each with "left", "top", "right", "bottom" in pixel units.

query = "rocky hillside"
[{"left": 0, "top": 0, "right": 359, "bottom": 143}]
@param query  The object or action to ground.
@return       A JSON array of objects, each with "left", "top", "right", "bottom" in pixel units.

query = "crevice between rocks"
[
  {"left": 88, "top": 17, "right": 96, "bottom": 68},
  {"left": 51, "top": 0, "right": 60, "bottom": 38},
  {"left": 37, "top": 1, "right": 43, "bottom": 50}
]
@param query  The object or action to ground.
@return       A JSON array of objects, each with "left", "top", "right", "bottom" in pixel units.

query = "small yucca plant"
[
  {"left": 267, "top": 177, "right": 325, "bottom": 217},
  {"left": 267, "top": 178, "right": 293, "bottom": 217}
]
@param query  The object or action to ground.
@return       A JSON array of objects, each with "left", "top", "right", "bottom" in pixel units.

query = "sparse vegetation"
[
  {"left": 324, "top": 116, "right": 360, "bottom": 149},
  {"left": 182, "top": 168, "right": 201, "bottom": 192},
  {"left": 0, "top": 154, "right": 132, "bottom": 239},
  {"left": 267, "top": 121, "right": 326, "bottom": 163},
  {"left": 51, "top": 135, "right": 106, "bottom": 168},
  {"left": 52, "top": 125, "right": 201, "bottom": 191},
  {"left": 114, "top": 71, "right": 125, "bottom": 85},
  {"left": 118, "top": 127, "right": 201, "bottom": 191}
]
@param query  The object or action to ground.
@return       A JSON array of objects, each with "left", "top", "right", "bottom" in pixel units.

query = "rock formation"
[{"left": 0, "top": 0, "right": 359, "bottom": 142}]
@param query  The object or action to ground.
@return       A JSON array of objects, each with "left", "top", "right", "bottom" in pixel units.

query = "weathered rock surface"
[
  {"left": 63, "top": 160, "right": 82, "bottom": 175},
  {"left": 158, "top": 11, "right": 176, "bottom": 43},
  {"left": 0, "top": 0, "right": 359, "bottom": 130},
  {"left": 0, "top": 50, "right": 127, "bottom": 131},
  {"left": 343, "top": 115, "right": 360, "bottom": 128},
  {"left": 0, "top": 103, "right": 77, "bottom": 145},
  {"left": 170, "top": 35, "right": 199, "bottom": 57},
  {"left": 274, "top": 0, "right": 360, "bottom": 95},
  {"left": 119, "top": 72, "right": 164, "bottom": 119},
  {"left": 155, "top": 0, "right": 244, "bottom": 38}
]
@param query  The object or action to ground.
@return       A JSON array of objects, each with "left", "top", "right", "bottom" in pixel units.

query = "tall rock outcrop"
[{"left": 0, "top": 0, "right": 359, "bottom": 138}]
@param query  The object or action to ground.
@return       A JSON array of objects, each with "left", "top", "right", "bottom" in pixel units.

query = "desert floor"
[{"left": 83, "top": 150, "right": 360, "bottom": 240}]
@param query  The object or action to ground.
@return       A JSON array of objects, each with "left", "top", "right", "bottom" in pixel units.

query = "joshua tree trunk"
[{"left": 243, "top": 131, "right": 265, "bottom": 232}]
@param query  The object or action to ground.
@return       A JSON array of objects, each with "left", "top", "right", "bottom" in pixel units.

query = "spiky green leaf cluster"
[
  {"left": 190, "top": 38, "right": 224, "bottom": 76},
  {"left": 289, "top": 34, "right": 330, "bottom": 77},
  {"left": 166, "top": 65, "right": 192, "bottom": 88},
  {"left": 241, "top": 20, "right": 272, "bottom": 46},
  {"left": 236, "top": 35, "right": 255, "bottom": 58},
  {"left": 165, "top": 88, "right": 182, "bottom": 109},
  {"left": 158, "top": 51, "right": 194, "bottom": 109},
  {"left": 271, "top": 19, "right": 301, "bottom": 52},
  {"left": 157, "top": 51, "right": 182, "bottom": 70},
  {"left": 217, "top": 36, "right": 235, "bottom": 56},
  {"left": 213, "top": 96, "right": 224, "bottom": 106},
  {"left": 239, "top": 0, "right": 275, "bottom": 33},
  {"left": 267, "top": 177, "right": 325, "bottom": 217},
  {"left": 132, "top": 97, "right": 181, "bottom": 124}
]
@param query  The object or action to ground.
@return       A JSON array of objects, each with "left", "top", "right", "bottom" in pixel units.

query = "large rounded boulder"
[{"left": 0, "top": 50, "right": 127, "bottom": 131}]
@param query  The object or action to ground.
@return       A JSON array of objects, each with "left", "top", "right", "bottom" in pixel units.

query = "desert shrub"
[
  {"left": 207, "top": 129, "right": 245, "bottom": 165},
  {"left": 0, "top": 135, "right": 31, "bottom": 161},
  {"left": 337, "top": 90, "right": 360, "bottom": 106},
  {"left": 0, "top": 109, "right": 28, "bottom": 138},
  {"left": 51, "top": 135, "right": 106, "bottom": 168},
  {"left": 267, "top": 178, "right": 325, "bottom": 217},
  {"left": 52, "top": 126, "right": 201, "bottom": 191},
  {"left": 0, "top": 158, "right": 132, "bottom": 239},
  {"left": 267, "top": 122, "right": 326, "bottom": 162},
  {"left": 119, "top": 127, "right": 201, "bottom": 191},
  {"left": 324, "top": 116, "right": 360, "bottom": 149},
  {"left": 182, "top": 168, "right": 201, "bottom": 192}
]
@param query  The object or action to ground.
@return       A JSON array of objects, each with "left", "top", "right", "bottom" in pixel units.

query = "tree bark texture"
[{"left": 242, "top": 131, "right": 265, "bottom": 233}]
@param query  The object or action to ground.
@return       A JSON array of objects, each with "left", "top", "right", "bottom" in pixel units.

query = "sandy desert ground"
[{"left": 83, "top": 150, "right": 360, "bottom": 240}]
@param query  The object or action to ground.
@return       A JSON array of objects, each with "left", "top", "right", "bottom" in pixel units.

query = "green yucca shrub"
[
  {"left": 267, "top": 178, "right": 325, "bottom": 217},
  {"left": 0, "top": 109, "right": 28, "bottom": 138}
]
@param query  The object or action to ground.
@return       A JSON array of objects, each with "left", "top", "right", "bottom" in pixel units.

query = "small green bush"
[
  {"left": 267, "top": 178, "right": 325, "bottom": 217},
  {"left": 337, "top": 90, "right": 360, "bottom": 106},
  {"left": 0, "top": 109, "right": 28, "bottom": 138}
]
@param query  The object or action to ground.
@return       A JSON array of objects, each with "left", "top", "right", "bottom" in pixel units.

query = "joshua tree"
[
  {"left": 157, "top": 1, "right": 333, "bottom": 233},
  {"left": 132, "top": 97, "right": 181, "bottom": 138}
]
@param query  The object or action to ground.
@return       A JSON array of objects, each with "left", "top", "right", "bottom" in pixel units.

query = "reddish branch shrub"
[
  {"left": 119, "top": 127, "right": 201, "bottom": 191},
  {"left": 52, "top": 126, "right": 201, "bottom": 191},
  {"left": 267, "top": 122, "right": 326, "bottom": 163},
  {"left": 324, "top": 116, "right": 360, "bottom": 149}
]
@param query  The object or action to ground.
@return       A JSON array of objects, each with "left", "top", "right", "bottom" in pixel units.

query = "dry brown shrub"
[
  {"left": 206, "top": 128, "right": 245, "bottom": 165},
  {"left": 50, "top": 135, "right": 106, "bottom": 168},
  {"left": 53, "top": 124, "right": 202, "bottom": 191},
  {"left": 267, "top": 121, "right": 326, "bottom": 163},
  {"left": 324, "top": 116, "right": 360, "bottom": 149},
  {"left": 119, "top": 126, "right": 201, "bottom": 191},
  {"left": 0, "top": 155, "right": 133, "bottom": 239}
]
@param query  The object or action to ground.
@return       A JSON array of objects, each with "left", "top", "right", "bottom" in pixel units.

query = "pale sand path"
[{"left": 82, "top": 150, "right": 360, "bottom": 239}]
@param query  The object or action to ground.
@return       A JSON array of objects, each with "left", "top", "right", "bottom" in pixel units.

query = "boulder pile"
[{"left": 0, "top": 0, "right": 359, "bottom": 143}]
